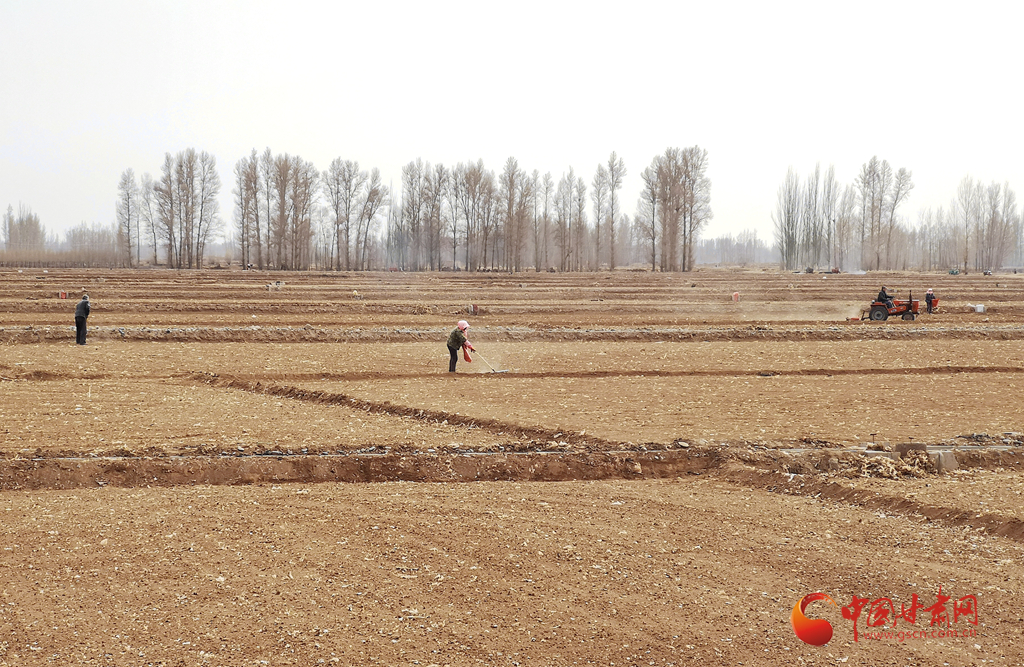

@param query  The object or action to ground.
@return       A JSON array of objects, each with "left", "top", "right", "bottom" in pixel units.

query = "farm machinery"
[{"left": 863, "top": 292, "right": 921, "bottom": 321}]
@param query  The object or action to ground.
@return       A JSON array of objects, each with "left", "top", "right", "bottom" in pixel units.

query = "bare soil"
[{"left": 1, "top": 267, "right": 1023, "bottom": 666}]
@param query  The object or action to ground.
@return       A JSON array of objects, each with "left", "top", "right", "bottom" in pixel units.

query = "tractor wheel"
[
  {"left": 869, "top": 307, "right": 888, "bottom": 321},
  {"left": 902, "top": 313, "right": 915, "bottom": 321}
]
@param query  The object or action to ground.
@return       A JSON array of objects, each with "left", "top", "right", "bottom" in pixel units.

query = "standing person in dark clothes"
[
  {"left": 74, "top": 294, "right": 90, "bottom": 345},
  {"left": 447, "top": 320, "right": 474, "bottom": 373},
  {"left": 925, "top": 288, "right": 936, "bottom": 314}
]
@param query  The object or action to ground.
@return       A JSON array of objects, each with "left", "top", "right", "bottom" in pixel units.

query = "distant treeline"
[
  {"left": 774, "top": 157, "right": 1024, "bottom": 273},
  {"left": 20, "top": 150, "right": 1022, "bottom": 273},
  {"left": 1, "top": 205, "right": 120, "bottom": 267},
  {"left": 5, "top": 147, "right": 728, "bottom": 272},
  {"left": 229, "top": 147, "right": 714, "bottom": 272}
]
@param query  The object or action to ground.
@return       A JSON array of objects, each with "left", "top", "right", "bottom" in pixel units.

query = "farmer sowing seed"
[{"left": 447, "top": 320, "right": 474, "bottom": 373}]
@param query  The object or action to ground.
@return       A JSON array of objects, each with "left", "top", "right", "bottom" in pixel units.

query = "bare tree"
[
  {"left": 979, "top": 182, "right": 1018, "bottom": 271},
  {"left": 116, "top": 168, "right": 138, "bottom": 267},
  {"left": 606, "top": 151, "right": 626, "bottom": 269},
  {"left": 449, "top": 163, "right": 469, "bottom": 270},
  {"left": 397, "top": 159, "right": 425, "bottom": 270},
  {"left": 656, "top": 153, "right": 680, "bottom": 271},
  {"left": 834, "top": 184, "right": 856, "bottom": 271},
  {"left": 286, "top": 157, "right": 318, "bottom": 270},
  {"left": 311, "top": 203, "right": 333, "bottom": 269},
  {"left": 450, "top": 160, "right": 492, "bottom": 271},
  {"left": 323, "top": 158, "right": 362, "bottom": 270},
  {"left": 176, "top": 148, "right": 198, "bottom": 268},
  {"left": 873, "top": 159, "right": 894, "bottom": 269},
  {"left": 234, "top": 152, "right": 265, "bottom": 269},
  {"left": 154, "top": 153, "right": 178, "bottom": 266},
  {"left": 340, "top": 160, "right": 367, "bottom": 270},
  {"left": 244, "top": 151, "right": 265, "bottom": 269},
  {"left": 821, "top": 165, "right": 839, "bottom": 269},
  {"left": 498, "top": 157, "right": 526, "bottom": 271},
  {"left": 539, "top": 172, "right": 553, "bottom": 271},
  {"left": 637, "top": 162, "right": 659, "bottom": 270},
  {"left": 445, "top": 170, "right": 462, "bottom": 270},
  {"left": 479, "top": 174, "right": 498, "bottom": 269},
  {"left": 554, "top": 169, "right": 574, "bottom": 271},
  {"left": 269, "top": 153, "right": 291, "bottom": 268},
  {"left": 355, "top": 169, "right": 388, "bottom": 270},
  {"left": 513, "top": 170, "right": 534, "bottom": 272},
  {"left": 529, "top": 170, "right": 541, "bottom": 271},
  {"left": 856, "top": 157, "right": 880, "bottom": 269},
  {"left": 150, "top": 149, "right": 220, "bottom": 269},
  {"left": 679, "top": 147, "right": 711, "bottom": 271},
  {"left": 139, "top": 173, "right": 159, "bottom": 265},
  {"left": 259, "top": 148, "right": 276, "bottom": 268},
  {"left": 651, "top": 147, "right": 711, "bottom": 271},
  {"left": 1, "top": 205, "right": 11, "bottom": 251},
  {"left": 773, "top": 168, "right": 801, "bottom": 270},
  {"left": 233, "top": 157, "right": 252, "bottom": 269},
  {"left": 999, "top": 183, "right": 1020, "bottom": 269},
  {"left": 591, "top": 164, "right": 608, "bottom": 270},
  {"left": 883, "top": 167, "right": 914, "bottom": 269},
  {"left": 800, "top": 164, "right": 820, "bottom": 269},
  {"left": 954, "top": 176, "right": 978, "bottom": 274},
  {"left": 194, "top": 151, "right": 222, "bottom": 268},
  {"left": 228, "top": 151, "right": 264, "bottom": 270},
  {"left": 572, "top": 175, "right": 587, "bottom": 271},
  {"left": 425, "top": 163, "right": 448, "bottom": 270}
]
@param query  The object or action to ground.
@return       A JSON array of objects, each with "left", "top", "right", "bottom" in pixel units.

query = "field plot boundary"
[
  {"left": 5, "top": 323, "right": 1024, "bottom": 345},
  {"left": 2, "top": 448, "right": 1024, "bottom": 545},
  {"left": 199, "top": 365, "right": 1024, "bottom": 382},
  {"left": 719, "top": 465, "right": 1024, "bottom": 543},
  {"left": 7, "top": 364, "right": 1024, "bottom": 384},
  {"left": 194, "top": 372, "right": 621, "bottom": 451},
  {"left": 0, "top": 449, "right": 718, "bottom": 491}
]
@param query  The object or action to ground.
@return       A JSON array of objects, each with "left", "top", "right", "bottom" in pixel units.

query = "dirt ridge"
[
  {"left": 197, "top": 372, "right": 620, "bottom": 451},
  {"left": 6, "top": 364, "right": 1023, "bottom": 385},
  {"left": 720, "top": 464, "right": 1024, "bottom": 543},
  {"left": 0, "top": 449, "right": 719, "bottom": 491},
  {"left": 3, "top": 446, "right": 1023, "bottom": 547},
  {"left": 5, "top": 323, "right": 1024, "bottom": 344}
]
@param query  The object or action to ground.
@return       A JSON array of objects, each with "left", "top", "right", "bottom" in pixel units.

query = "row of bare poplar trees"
[
  {"left": 775, "top": 157, "right": 1022, "bottom": 272},
  {"left": 234, "top": 146, "right": 711, "bottom": 272},
  {"left": 388, "top": 147, "right": 712, "bottom": 273},
  {"left": 234, "top": 149, "right": 386, "bottom": 271},
  {"left": 8, "top": 146, "right": 712, "bottom": 271},
  {"left": 917, "top": 177, "right": 1021, "bottom": 273},
  {"left": 116, "top": 148, "right": 222, "bottom": 269}
]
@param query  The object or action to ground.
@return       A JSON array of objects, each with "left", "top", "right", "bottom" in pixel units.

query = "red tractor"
[{"left": 867, "top": 292, "right": 920, "bottom": 321}]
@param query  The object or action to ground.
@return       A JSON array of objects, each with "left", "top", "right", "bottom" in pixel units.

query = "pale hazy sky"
[{"left": 2, "top": 1, "right": 1022, "bottom": 245}]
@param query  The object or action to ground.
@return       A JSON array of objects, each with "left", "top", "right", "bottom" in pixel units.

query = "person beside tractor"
[
  {"left": 925, "top": 288, "right": 936, "bottom": 314},
  {"left": 447, "top": 320, "right": 475, "bottom": 373}
]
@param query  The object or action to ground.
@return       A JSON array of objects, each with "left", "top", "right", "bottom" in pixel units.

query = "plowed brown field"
[{"left": 1, "top": 267, "right": 1023, "bottom": 666}]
